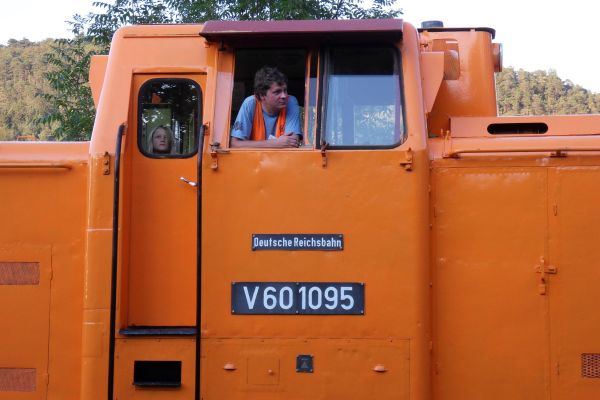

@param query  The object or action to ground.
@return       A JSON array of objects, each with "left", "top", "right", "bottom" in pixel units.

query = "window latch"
[
  {"left": 534, "top": 256, "right": 557, "bottom": 295},
  {"left": 321, "top": 142, "right": 328, "bottom": 168},
  {"left": 209, "top": 143, "right": 230, "bottom": 171},
  {"left": 399, "top": 147, "right": 413, "bottom": 171}
]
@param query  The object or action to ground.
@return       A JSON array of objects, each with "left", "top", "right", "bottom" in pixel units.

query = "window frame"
[
  {"left": 137, "top": 78, "right": 203, "bottom": 159},
  {"left": 318, "top": 44, "right": 406, "bottom": 150}
]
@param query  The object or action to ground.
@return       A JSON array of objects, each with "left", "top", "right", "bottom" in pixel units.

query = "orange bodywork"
[{"left": 1, "top": 19, "right": 599, "bottom": 400}]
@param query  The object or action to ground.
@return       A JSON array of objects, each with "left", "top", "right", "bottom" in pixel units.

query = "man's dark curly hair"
[{"left": 254, "top": 66, "right": 288, "bottom": 98}]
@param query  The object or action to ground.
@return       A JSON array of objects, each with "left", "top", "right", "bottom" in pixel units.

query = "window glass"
[
  {"left": 139, "top": 79, "right": 201, "bottom": 157},
  {"left": 323, "top": 47, "right": 403, "bottom": 147}
]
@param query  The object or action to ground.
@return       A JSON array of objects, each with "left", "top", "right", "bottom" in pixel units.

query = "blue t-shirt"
[{"left": 231, "top": 95, "right": 302, "bottom": 140}]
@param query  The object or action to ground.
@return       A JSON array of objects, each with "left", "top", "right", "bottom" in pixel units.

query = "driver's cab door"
[{"left": 113, "top": 73, "right": 204, "bottom": 399}]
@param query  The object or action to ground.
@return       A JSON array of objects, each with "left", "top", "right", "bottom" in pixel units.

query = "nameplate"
[{"left": 252, "top": 234, "right": 343, "bottom": 251}]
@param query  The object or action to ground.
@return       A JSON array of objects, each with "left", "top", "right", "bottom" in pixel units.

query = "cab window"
[
  {"left": 228, "top": 45, "right": 404, "bottom": 149},
  {"left": 322, "top": 46, "right": 403, "bottom": 148},
  {"left": 138, "top": 79, "right": 201, "bottom": 158}
]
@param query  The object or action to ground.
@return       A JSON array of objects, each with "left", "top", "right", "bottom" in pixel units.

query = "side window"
[
  {"left": 138, "top": 79, "right": 201, "bottom": 158},
  {"left": 323, "top": 46, "right": 404, "bottom": 148}
]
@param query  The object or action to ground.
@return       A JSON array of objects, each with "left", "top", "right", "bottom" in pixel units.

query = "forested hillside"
[
  {"left": 0, "top": 39, "right": 57, "bottom": 140},
  {"left": 496, "top": 67, "right": 600, "bottom": 115},
  {"left": 0, "top": 39, "right": 599, "bottom": 141}
]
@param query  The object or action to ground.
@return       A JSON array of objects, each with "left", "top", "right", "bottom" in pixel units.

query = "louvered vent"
[{"left": 582, "top": 353, "right": 600, "bottom": 378}]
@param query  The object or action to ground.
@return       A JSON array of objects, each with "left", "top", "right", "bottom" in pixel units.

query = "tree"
[
  {"left": 38, "top": 0, "right": 402, "bottom": 140},
  {"left": 496, "top": 67, "right": 600, "bottom": 116},
  {"left": 38, "top": 36, "right": 101, "bottom": 141},
  {"left": 0, "top": 39, "right": 57, "bottom": 140}
]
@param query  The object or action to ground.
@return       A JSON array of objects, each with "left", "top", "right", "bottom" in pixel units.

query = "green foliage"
[
  {"left": 0, "top": 39, "right": 57, "bottom": 140},
  {"left": 38, "top": 37, "right": 102, "bottom": 141},
  {"left": 496, "top": 67, "right": 600, "bottom": 115},
  {"left": 165, "top": 0, "right": 401, "bottom": 21}
]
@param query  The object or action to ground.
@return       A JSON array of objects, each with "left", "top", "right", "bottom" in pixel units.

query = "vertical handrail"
[
  {"left": 108, "top": 124, "right": 126, "bottom": 399},
  {"left": 195, "top": 124, "right": 206, "bottom": 400}
]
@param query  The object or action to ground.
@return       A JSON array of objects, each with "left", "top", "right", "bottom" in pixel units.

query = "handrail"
[
  {"left": 195, "top": 123, "right": 207, "bottom": 400},
  {"left": 0, "top": 162, "right": 74, "bottom": 169},
  {"left": 108, "top": 124, "right": 126, "bottom": 400},
  {"left": 445, "top": 147, "right": 600, "bottom": 158}
]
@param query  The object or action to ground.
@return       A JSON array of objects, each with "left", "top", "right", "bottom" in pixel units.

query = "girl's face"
[{"left": 152, "top": 129, "right": 170, "bottom": 152}]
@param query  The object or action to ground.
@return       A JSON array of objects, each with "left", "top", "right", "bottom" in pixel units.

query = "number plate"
[{"left": 231, "top": 282, "right": 364, "bottom": 315}]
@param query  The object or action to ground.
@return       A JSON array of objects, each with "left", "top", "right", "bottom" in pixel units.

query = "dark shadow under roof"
[{"left": 200, "top": 19, "right": 403, "bottom": 46}]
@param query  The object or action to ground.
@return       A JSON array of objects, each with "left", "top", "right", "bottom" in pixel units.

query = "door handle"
[{"left": 179, "top": 176, "right": 198, "bottom": 187}]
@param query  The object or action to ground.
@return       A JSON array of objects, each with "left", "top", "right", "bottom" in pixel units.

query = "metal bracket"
[
  {"left": 441, "top": 130, "right": 457, "bottom": 158},
  {"left": 399, "top": 147, "right": 413, "bottom": 171},
  {"left": 534, "top": 257, "right": 557, "bottom": 295},
  {"left": 321, "top": 142, "right": 328, "bottom": 168},
  {"left": 102, "top": 151, "right": 111, "bottom": 175},
  {"left": 209, "top": 142, "right": 229, "bottom": 171}
]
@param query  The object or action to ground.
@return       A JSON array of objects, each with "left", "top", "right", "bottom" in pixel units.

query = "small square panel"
[{"left": 296, "top": 355, "right": 313, "bottom": 373}]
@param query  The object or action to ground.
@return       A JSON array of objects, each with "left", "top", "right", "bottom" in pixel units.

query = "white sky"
[{"left": 1, "top": 0, "right": 599, "bottom": 93}]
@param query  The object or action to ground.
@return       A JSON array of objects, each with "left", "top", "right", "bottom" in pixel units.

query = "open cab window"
[
  {"left": 231, "top": 48, "right": 310, "bottom": 146},
  {"left": 229, "top": 45, "right": 404, "bottom": 149},
  {"left": 138, "top": 79, "right": 201, "bottom": 158}
]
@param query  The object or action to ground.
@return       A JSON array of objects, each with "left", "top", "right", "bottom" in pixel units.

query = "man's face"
[{"left": 260, "top": 82, "right": 288, "bottom": 114}]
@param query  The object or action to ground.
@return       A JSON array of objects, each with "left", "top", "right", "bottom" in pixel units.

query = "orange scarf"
[{"left": 250, "top": 98, "right": 287, "bottom": 140}]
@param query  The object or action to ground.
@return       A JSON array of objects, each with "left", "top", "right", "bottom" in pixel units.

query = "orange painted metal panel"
[
  {"left": 113, "top": 338, "right": 196, "bottom": 399},
  {"left": 420, "top": 30, "right": 498, "bottom": 136},
  {"left": 451, "top": 115, "right": 600, "bottom": 138},
  {"left": 548, "top": 167, "right": 600, "bottom": 399},
  {"left": 201, "top": 338, "right": 409, "bottom": 399},
  {"left": 0, "top": 142, "right": 88, "bottom": 399},
  {"left": 121, "top": 73, "right": 205, "bottom": 327},
  {"left": 432, "top": 166, "right": 549, "bottom": 400},
  {"left": 0, "top": 245, "right": 51, "bottom": 400},
  {"left": 201, "top": 147, "right": 431, "bottom": 399}
]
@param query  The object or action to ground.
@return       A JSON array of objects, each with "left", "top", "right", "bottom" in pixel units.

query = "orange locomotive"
[{"left": 1, "top": 18, "right": 599, "bottom": 400}]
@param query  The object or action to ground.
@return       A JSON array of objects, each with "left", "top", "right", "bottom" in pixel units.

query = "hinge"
[
  {"left": 209, "top": 142, "right": 229, "bottom": 170},
  {"left": 399, "top": 147, "right": 413, "bottom": 171},
  {"left": 102, "top": 152, "right": 111, "bottom": 175},
  {"left": 534, "top": 257, "right": 557, "bottom": 295}
]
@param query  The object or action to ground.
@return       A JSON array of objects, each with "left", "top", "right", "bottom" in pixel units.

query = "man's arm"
[{"left": 230, "top": 134, "right": 301, "bottom": 148}]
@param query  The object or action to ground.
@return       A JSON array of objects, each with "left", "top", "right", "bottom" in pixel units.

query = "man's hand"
[{"left": 273, "top": 133, "right": 301, "bottom": 148}]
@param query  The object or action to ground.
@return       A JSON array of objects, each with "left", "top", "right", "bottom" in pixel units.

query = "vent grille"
[{"left": 582, "top": 354, "right": 600, "bottom": 378}]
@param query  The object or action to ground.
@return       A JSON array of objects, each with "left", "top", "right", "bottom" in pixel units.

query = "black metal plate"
[
  {"left": 231, "top": 282, "right": 364, "bottom": 315},
  {"left": 296, "top": 355, "right": 314, "bottom": 373},
  {"left": 252, "top": 234, "right": 343, "bottom": 251}
]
